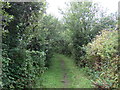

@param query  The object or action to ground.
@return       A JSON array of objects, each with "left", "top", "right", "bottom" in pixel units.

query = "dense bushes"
[
  {"left": 2, "top": 48, "right": 47, "bottom": 88},
  {"left": 61, "top": 1, "right": 118, "bottom": 88},
  {"left": 2, "top": 48, "right": 29, "bottom": 88},
  {"left": 61, "top": 0, "right": 117, "bottom": 66},
  {"left": 1, "top": 1, "right": 63, "bottom": 88},
  {"left": 84, "top": 30, "right": 119, "bottom": 88},
  {"left": 1, "top": 1, "right": 52, "bottom": 88},
  {"left": 61, "top": 1, "right": 107, "bottom": 65}
]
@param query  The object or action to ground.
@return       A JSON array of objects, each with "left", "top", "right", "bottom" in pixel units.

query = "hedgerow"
[{"left": 85, "top": 30, "right": 119, "bottom": 88}]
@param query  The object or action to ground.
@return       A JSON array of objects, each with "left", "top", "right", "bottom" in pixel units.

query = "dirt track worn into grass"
[
  {"left": 60, "top": 59, "right": 69, "bottom": 88},
  {"left": 36, "top": 54, "right": 93, "bottom": 88}
]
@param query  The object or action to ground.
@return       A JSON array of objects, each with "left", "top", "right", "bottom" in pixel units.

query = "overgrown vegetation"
[
  {"left": 2, "top": 1, "right": 48, "bottom": 88},
  {"left": 1, "top": 0, "right": 119, "bottom": 89},
  {"left": 85, "top": 30, "right": 119, "bottom": 88}
]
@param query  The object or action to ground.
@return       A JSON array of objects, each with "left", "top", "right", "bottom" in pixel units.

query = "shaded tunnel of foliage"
[{"left": 0, "top": 0, "right": 119, "bottom": 89}]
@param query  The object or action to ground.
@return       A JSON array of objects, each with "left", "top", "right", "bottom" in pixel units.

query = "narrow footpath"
[
  {"left": 35, "top": 54, "right": 93, "bottom": 88},
  {"left": 60, "top": 59, "right": 69, "bottom": 88}
]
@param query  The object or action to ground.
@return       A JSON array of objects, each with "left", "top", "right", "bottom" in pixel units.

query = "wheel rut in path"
[{"left": 60, "top": 59, "right": 69, "bottom": 88}]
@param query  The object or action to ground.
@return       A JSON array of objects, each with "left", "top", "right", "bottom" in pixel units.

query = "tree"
[
  {"left": 2, "top": 1, "right": 47, "bottom": 88},
  {"left": 62, "top": 1, "right": 100, "bottom": 66}
]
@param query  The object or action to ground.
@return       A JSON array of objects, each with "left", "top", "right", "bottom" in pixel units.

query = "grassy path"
[{"left": 36, "top": 54, "right": 93, "bottom": 88}]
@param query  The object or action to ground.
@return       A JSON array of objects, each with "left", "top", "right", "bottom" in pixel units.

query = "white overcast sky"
[{"left": 46, "top": 0, "right": 120, "bottom": 19}]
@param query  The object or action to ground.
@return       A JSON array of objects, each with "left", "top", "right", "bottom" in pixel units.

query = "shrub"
[
  {"left": 2, "top": 48, "right": 46, "bottom": 88},
  {"left": 85, "top": 30, "right": 119, "bottom": 88}
]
